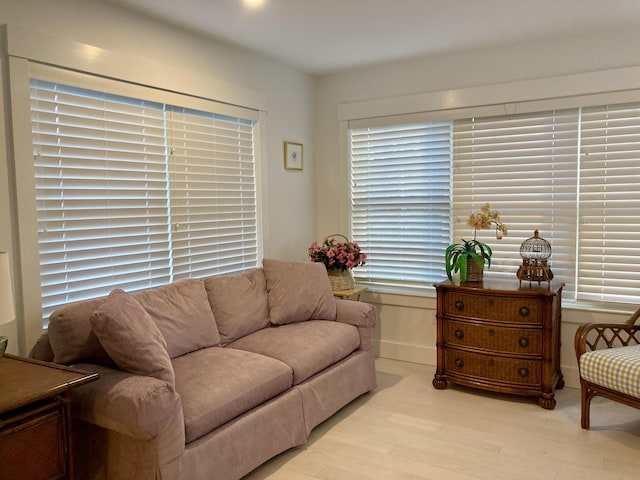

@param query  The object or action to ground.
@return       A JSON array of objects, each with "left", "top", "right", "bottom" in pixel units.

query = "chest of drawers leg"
[{"left": 433, "top": 280, "right": 564, "bottom": 409}]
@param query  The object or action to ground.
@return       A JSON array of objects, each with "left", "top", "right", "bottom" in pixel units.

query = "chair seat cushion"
[
  {"left": 228, "top": 320, "right": 360, "bottom": 385},
  {"left": 172, "top": 347, "right": 293, "bottom": 444},
  {"left": 580, "top": 344, "right": 640, "bottom": 398}
]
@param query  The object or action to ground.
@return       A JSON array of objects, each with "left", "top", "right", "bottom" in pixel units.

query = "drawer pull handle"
[
  {"left": 519, "top": 337, "right": 530, "bottom": 348},
  {"left": 455, "top": 329, "right": 464, "bottom": 340},
  {"left": 455, "top": 301, "right": 464, "bottom": 311},
  {"left": 519, "top": 306, "right": 530, "bottom": 317},
  {"left": 455, "top": 359, "right": 464, "bottom": 368},
  {"left": 519, "top": 367, "right": 529, "bottom": 377}
]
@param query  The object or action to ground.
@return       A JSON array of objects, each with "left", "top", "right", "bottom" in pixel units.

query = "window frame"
[
  {"left": 4, "top": 28, "right": 268, "bottom": 354},
  {"left": 339, "top": 72, "right": 640, "bottom": 308},
  {"left": 10, "top": 60, "right": 265, "bottom": 331},
  {"left": 29, "top": 78, "right": 262, "bottom": 322}
]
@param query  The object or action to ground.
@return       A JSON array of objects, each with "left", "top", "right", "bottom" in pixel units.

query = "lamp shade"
[{"left": 0, "top": 252, "right": 15, "bottom": 326}]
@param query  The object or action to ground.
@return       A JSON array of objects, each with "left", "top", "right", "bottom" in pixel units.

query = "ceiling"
[{"left": 105, "top": 0, "right": 640, "bottom": 75}]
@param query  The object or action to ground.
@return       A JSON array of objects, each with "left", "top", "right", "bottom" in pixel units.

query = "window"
[
  {"left": 30, "top": 80, "right": 259, "bottom": 321},
  {"left": 578, "top": 103, "right": 640, "bottom": 303},
  {"left": 349, "top": 122, "right": 452, "bottom": 291},
  {"left": 349, "top": 101, "right": 640, "bottom": 305},
  {"left": 452, "top": 109, "right": 580, "bottom": 293},
  {"left": 167, "top": 106, "right": 258, "bottom": 279}
]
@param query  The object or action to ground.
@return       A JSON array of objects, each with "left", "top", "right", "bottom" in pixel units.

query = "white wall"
[
  {"left": 3, "top": 0, "right": 639, "bottom": 391},
  {"left": 0, "top": 0, "right": 317, "bottom": 354},
  {"left": 315, "top": 28, "right": 640, "bottom": 388}
]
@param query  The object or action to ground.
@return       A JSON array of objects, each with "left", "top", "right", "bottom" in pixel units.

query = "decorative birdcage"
[{"left": 516, "top": 230, "right": 553, "bottom": 285}]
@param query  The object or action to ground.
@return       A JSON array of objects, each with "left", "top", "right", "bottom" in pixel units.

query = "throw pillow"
[
  {"left": 90, "top": 289, "right": 175, "bottom": 385},
  {"left": 262, "top": 259, "right": 337, "bottom": 326}
]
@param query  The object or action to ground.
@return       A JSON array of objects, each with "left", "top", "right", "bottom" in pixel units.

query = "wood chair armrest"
[{"left": 575, "top": 306, "right": 640, "bottom": 359}]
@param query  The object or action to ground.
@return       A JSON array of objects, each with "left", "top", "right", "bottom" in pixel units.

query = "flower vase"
[
  {"left": 327, "top": 269, "right": 354, "bottom": 291},
  {"left": 466, "top": 257, "right": 484, "bottom": 282}
]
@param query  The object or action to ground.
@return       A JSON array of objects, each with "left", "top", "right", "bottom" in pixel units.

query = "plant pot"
[
  {"left": 327, "top": 269, "right": 354, "bottom": 291},
  {"left": 466, "top": 257, "right": 484, "bottom": 282}
]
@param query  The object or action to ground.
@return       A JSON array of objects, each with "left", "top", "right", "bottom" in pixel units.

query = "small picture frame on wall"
[{"left": 284, "top": 141, "right": 303, "bottom": 171}]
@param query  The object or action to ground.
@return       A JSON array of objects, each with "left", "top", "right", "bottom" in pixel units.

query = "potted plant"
[
  {"left": 309, "top": 234, "right": 367, "bottom": 290},
  {"left": 445, "top": 203, "right": 507, "bottom": 282}
]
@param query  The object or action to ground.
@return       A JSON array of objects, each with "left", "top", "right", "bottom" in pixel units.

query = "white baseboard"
[
  {"left": 375, "top": 340, "right": 436, "bottom": 365},
  {"left": 562, "top": 366, "right": 580, "bottom": 390}
]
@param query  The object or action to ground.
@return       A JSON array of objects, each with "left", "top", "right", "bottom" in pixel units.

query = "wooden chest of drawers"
[{"left": 433, "top": 280, "right": 564, "bottom": 409}]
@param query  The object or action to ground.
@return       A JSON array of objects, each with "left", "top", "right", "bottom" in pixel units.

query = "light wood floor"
[{"left": 244, "top": 358, "right": 640, "bottom": 480}]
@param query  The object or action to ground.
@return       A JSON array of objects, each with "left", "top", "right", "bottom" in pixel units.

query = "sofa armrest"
[
  {"left": 71, "top": 363, "right": 185, "bottom": 462},
  {"left": 335, "top": 300, "right": 376, "bottom": 351},
  {"left": 335, "top": 299, "right": 376, "bottom": 327}
]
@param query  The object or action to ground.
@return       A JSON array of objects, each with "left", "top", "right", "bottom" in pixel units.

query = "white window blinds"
[
  {"left": 349, "top": 99, "right": 640, "bottom": 305},
  {"left": 453, "top": 109, "right": 580, "bottom": 294},
  {"left": 168, "top": 107, "right": 258, "bottom": 278},
  {"left": 578, "top": 102, "right": 640, "bottom": 303},
  {"left": 31, "top": 81, "right": 171, "bottom": 315},
  {"left": 30, "top": 80, "right": 258, "bottom": 321},
  {"left": 349, "top": 122, "right": 452, "bottom": 289}
]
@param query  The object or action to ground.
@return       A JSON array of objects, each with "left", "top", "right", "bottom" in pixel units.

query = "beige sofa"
[{"left": 29, "top": 259, "right": 377, "bottom": 479}]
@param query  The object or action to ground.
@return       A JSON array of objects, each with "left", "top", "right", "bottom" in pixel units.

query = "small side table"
[
  {"left": 0, "top": 354, "right": 99, "bottom": 480},
  {"left": 333, "top": 286, "right": 368, "bottom": 301}
]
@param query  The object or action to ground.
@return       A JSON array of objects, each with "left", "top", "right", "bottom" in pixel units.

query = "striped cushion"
[{"left": 580, "top": 344, "right": 640, "bottom": 398}]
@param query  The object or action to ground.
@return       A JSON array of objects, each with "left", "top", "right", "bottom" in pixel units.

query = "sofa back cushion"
[
  {"left": 262, "top": 259, "right": 337, "bottom": 326},
  {"left": 48, "top": 296, "right": 115, "bottom": 365},
  {"left": 134, "top": 278, "right": 220, "bottom": 358},
  {"left": 204, "top": 269, "right": 269, "bottom": 345},
  {"left": 90, "top": 289, "right": 175, "bottom": 385}
]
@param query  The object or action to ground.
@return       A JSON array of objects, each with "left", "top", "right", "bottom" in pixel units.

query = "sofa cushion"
[
  {"left": 262, "top": 259, "right": 336, "bottom": 326},
  {"left": 134, "top": 279, "right": 220, "bottom": 358},
  {"left": 228, "top": 320, "right": 360, "bottom": 385},
  {"left": 29, "top": 333, "right": 54, "bottom": 363},
  {"left": 172, "top": 347, "right": 293, "bottom": 443},
  {"left": 580, "top": 344, "right": 640, "bottom": 398},
  {"left": 90, "top": 289, "right": 175, "bottom": 385},
  {"left": 204, "top": 269, "right": 269, "bottom": 345},
  {"left": 48, "top": 296, "right": 114, "bottom": 365}
]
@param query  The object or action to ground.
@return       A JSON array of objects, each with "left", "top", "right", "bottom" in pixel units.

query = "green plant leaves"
[{"left": 445, "top": 239, "right": 493, "bottom": 281}]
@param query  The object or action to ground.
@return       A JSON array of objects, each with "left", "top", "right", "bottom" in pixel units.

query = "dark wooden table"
[{"left": 0, "top": 354, "right": 99, "bottom": 479}]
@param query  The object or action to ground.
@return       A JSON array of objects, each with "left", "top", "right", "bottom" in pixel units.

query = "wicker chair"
[{"left": 574, "top": 307, "right": 640, "bottom": 429}]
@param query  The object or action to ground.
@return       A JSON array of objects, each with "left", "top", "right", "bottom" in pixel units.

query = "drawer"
[
  {"left": 442, "top": 291, "right": 542, "bottom": 324},
  {"left": 0, "top": 409, "right": 65, "bottom": 479},
  {"left": 444, "top": 320, "right": 542, "bottom": 355},
  {"left": 444, "top": 349, "right": 542, "bottom": 386}
]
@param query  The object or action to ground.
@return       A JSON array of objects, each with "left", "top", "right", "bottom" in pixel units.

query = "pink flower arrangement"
[{"left": 308, "top": 236, "right": 367, "bottom": 271}]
